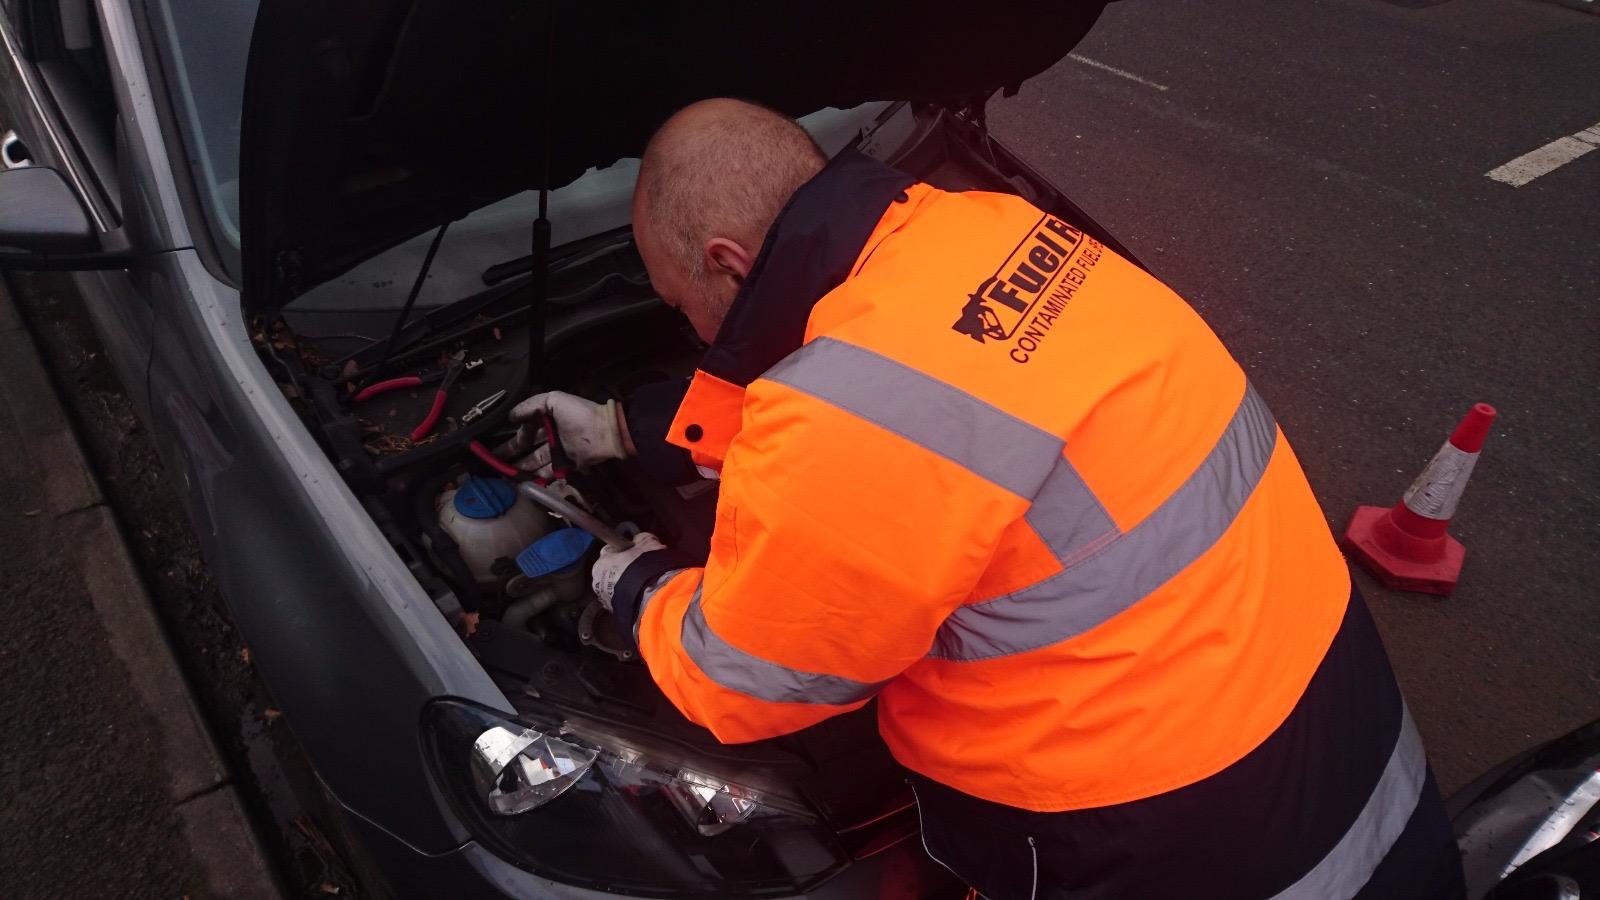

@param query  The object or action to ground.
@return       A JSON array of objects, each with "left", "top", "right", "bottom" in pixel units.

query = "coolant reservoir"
[{"left": 437, "top": 476, "right": 552, "bottom": 587}]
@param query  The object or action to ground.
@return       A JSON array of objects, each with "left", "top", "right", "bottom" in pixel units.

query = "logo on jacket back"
[
  {"left": 952, "top": 278, "right": 1010, "bottom": 343},
  {"left": 952, "top": 216, "right": 1103, "bottom": 364}
]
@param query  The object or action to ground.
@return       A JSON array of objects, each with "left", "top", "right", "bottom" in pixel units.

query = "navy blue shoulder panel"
[
  {"left": 699, "top": 149, "right": 916, "bottom": 388},
  {"left": 910, "top": 588, "right": 1463, "bottom": 899}
]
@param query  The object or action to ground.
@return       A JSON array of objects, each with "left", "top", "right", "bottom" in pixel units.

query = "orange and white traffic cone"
[{"left": 1341, "top": 403, "right": 1497, "bottom": 596}]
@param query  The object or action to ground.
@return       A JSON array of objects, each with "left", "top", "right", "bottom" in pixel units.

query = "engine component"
[
  {"left": 518, "top": 480, "right": 633, "bottom": 550},
  {"left": 515, "top": 527, "right": 596, "bottom": 579},
  {"left": 437, "top": 476, "right": 552, "bottom": 587},
  {"left": 578, "top": 600, "right": 636, "bottom": 662},
  {"left": 502, "top": 565, "right": 589, "bottom": 632}
]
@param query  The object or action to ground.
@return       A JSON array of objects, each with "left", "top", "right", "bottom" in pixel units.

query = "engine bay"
[
  {"left": 253, "top": 106, "right": 1130, "bottom": 865},
  {"left": 277, "top": 229, "right": 713, "bottom": 642},
  {"left": 264, "top": 221, "right": 920, "bottom": 854}
]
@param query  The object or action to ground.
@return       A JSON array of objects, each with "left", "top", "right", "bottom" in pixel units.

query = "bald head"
[{"left": 633, "top": 99, "right": 826, "bottom": 341}]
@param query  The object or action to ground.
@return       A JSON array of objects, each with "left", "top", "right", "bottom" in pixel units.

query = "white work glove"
[
  {"left": 591, "top": 532, "right": 666, "bottom": 611},
  {"left": 500, "top": 391, "right": 628, "bottom": 474}
]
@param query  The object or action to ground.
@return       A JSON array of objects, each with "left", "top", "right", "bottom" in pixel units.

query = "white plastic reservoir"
[{"left": 436, "top": 476, "right": 552, "bottom": 587}]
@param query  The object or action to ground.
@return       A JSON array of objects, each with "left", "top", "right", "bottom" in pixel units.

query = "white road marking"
[
  {"left": 1067, "top": 54, "right": 1170, "bottom": 92},
  {"left": 1485, "top": 121, "right": 1600, "bottom": 187}
]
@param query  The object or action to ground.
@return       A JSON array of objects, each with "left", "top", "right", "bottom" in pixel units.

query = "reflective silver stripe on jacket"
[
  {"left": 763, "top": 336, "right": 1064, "bottom": 500},
  {"left": 931, "top": 384, "right": 1278, "bottom": 660},
  {"left": 681, "top": 584, "right": 888, "bottom": 705},
  {"left": 1026, "top": 456, "right": 1119, "bottom": 567},
  {"left": 691, "top": 337, "right": 1277, "bottom": 701},
  {"left": 1271, "top": 707, "right": 1427, "bottom": 899},
  {"left": 632, "top": 568, "right": 685, "bottom": 643},
  {"left": 671, "top": 336, "right": 1063, "bottom": 708}
]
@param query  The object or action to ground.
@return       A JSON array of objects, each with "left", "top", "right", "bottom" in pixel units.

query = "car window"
[
  {"left": 25, "top": 0, "right": 119, "bottom": 216},
  {"left": 144, "top": 3, "right": 890, "bottom": 295},
  {"left": 288, "top": 103, "right": 891, "bottom": 314},
  {"left": 147, "top": 0, "right": 256, "bottom": 259}
]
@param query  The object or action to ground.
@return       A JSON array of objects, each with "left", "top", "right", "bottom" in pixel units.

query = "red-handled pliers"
[
  {"left": 353, "top": 375, "right": 428, "bottom": 403},
  {"left": 353, "top": 353, "right": 480, "bottom": 403},
  {"left": 407, "top": 351, "right": 468, "bottom": 441},
  {"left": 540, "top": 413, "right": 576, "bottom": 483},
  {"left": 350, "top": 351, "right": 470, "bottom": 442}
]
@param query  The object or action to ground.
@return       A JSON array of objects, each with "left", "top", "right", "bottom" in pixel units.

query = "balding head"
[{"left": 633, "top": 98, "right": 826, "bottom": 341}]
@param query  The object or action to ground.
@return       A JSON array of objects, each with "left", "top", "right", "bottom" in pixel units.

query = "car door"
[{"left": 0, "top": 0, "right": 154, "bottom": 412}]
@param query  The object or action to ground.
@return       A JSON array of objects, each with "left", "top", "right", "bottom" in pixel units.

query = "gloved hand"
[
  {"left": 591, "top": 532, "right": 666, "bottom": 611},
  {"left": 500, "top": 391, "right": 629, "bottom": 474}
]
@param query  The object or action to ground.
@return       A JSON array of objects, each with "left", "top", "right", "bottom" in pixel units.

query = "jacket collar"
[{"left": 697, "top": 148, "right": 917, "bottom": 388}]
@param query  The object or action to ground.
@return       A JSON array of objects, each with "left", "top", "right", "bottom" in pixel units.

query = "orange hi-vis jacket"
[{"left": 611, "top": 150, "right": 1353, "bottom": 812}]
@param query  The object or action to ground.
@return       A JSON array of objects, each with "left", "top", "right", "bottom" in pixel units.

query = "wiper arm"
[
  {"left": 327, "top": 277, "right": 526, "bottom": 375},
  {"left": 370, "top": 222, "right": 452, "bottom": 377},
  {"left": 480, "top": 231, "right": 634, "bottom": 287}
]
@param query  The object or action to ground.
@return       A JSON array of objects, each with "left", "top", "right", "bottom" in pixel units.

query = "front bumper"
[{"left": 332, "top": 797, "right": 960, "bottom": 900}]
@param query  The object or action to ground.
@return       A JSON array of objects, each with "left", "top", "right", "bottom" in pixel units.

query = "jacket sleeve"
[
  {"left": 621, "top": 379, "right": 700, "bottom": 486},
  {"left": 616, "top": 374, "right": 1034, "bottom": 744}
]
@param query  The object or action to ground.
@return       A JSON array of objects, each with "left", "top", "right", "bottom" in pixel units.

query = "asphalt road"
[
  {"left": 4, "top": 273, "right": 355, "bottom": 897},
  {"left": 0, "top": 292, "right": 200, "bottom": 896},
  {"left": 990, "top": 0, "right": 1599, "bottom": 792}
]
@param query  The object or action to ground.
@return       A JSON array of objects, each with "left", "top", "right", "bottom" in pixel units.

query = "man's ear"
[{"left": 704, "top": 237, "right": 754, "bottom": 283}]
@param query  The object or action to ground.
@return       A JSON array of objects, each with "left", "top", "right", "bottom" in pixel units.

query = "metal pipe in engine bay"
[{"left": 516, "top": 481, "right": 634, "bottom": 551}]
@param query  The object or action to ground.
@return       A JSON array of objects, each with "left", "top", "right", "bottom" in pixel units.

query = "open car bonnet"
[{"left": 240, "top": 0, "right": 1108, "bottom": 311}]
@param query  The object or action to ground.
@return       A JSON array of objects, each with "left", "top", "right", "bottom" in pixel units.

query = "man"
[{"left": 502, "top": 99, "right": 1464, "bottom": 898}]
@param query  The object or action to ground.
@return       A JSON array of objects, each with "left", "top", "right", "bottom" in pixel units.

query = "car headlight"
[
  {"left": 469, "top": 721, "right": 598, "bottom": 816},
  {"left": 424, "top": 699, "right": 850, "bottom": 896}
]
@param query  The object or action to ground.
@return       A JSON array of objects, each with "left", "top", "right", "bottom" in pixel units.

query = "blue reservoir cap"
[
  {"left": 516, "top": 528, "right": 597, "bottom": 578},
  {"left": 453, "top": 476, "right": 518, "bottom": 520}
]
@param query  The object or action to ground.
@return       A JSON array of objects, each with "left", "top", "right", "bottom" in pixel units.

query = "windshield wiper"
[{"left": 369, "top": 221, "right": 452, "bottom": 377}]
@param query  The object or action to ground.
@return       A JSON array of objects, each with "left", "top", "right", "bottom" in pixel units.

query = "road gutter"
[{"left": 0, "top": 280, "right": 281, "bottom": 899}]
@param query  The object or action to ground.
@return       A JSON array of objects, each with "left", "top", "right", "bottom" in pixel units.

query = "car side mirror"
[{"left": 0, "top": 167, "right": 133, "bottom": 270}]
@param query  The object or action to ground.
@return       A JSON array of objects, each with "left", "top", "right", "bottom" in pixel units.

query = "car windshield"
[
  {"left": 148, "top": 0, "right": 257, "bottom": 265},
  {"left": 145, "top": 0, "right": 889, "bottom": 297}
]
